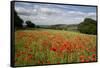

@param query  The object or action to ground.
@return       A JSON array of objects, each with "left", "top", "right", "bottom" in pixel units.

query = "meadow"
[{"left": 14, "top": 29, "right": 97, "bottom": 66}]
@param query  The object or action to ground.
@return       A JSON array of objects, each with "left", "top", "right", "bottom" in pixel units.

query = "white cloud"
[{"left": 15, "top": 3, "right": 96, "bottom": 25}]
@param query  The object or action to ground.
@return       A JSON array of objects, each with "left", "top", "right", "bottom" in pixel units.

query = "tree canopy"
[
  {"left": 25, "top": 21, "right": 36, "bottom": 28},
  {"left": 78, "top": 18, "right": 97, "bottom": 35},
  {"left": 14, "top": 10, "right": 23, "bottom": 28}
]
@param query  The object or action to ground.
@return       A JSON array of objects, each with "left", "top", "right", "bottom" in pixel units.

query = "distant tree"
[
  {"left": 14, "top": 10, "right": 23, "bottom": 28},
  {"left": 26, "top": 21, "right": 35, "bottom": 28},
  {"left": 78, "top": 18, "right": 97, "bottom": 35},
  {"left": 36, "top": 25, "right": 40, "bottom": 28}
]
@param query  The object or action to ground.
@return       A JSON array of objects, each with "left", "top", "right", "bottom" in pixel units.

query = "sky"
[{"left": 15, "top": 2, "right": 97, "bottom": 25}]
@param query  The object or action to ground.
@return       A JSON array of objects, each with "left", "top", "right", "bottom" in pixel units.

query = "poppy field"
[{"left": 14, "top": 29, "right": 97, "bottom": 66}]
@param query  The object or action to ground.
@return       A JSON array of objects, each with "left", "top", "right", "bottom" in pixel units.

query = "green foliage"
[
  {"left": 14, "top": 10, "right": 23, "bottom": 28},
  {"left": 26, "top": 21, "right": 36, "bottom": 28},
  {"left": 78, "top": 18, "right": 97, "bottom": 35},
  {"left": 36, "top": 25, "right": 41, "bottom": 28}
]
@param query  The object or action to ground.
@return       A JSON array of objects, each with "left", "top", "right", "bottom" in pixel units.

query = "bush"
[
  {"left": 78, "top": 18, "right": 97, "bottom": 35},
  {"left": 26, "top": 21, "right": 36, "bottom": 28}
]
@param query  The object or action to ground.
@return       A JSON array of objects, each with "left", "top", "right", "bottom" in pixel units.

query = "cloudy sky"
[{"left": 15, "top": 2, "right": 97, "bottom": 25}]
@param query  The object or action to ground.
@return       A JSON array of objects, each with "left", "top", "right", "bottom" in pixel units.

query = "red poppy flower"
[
  {"left": 50, "top": 47, "right": 57, "bottom": 51},
  {"left": 92, "top": 54, "right": 96, "bottom": 58},
  {"left": 80, "top": 59, "right": 85, "bottom": 62},
  {"left": 85, "top": 60, "right": 89, "bottom": 62},
  {"left": 91, "top": 58, "right": 96, "bottom": 61},
  {"left": 21, "top": 51, "right": 26, "bottom": 54},
  {"left": 24, "top": 45, "right": 29, "bottom": 49},
  {"left": 47, "top": 61, "right": 50, "bottom": 64},
  {"left": 57, "top": 62, "right": 60, "bottom": 64},
  {"left": 87, "top": 56, "right": 91, "bottom": 60},
  {"left": 79, "top": 55, "right": 85, "bottom": 60},
  {"left": 28, "top": 54, "right": 33, "bottom": 59},
  {"left": 16, "top": 54, "right": 21, "bottom": 57},
  {"left": 60, "top": 45, "right": 65, "bottom": 52}
]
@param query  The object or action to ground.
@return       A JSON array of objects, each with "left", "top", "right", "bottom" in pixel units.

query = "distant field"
[{"left": 14, "top": 29, "right": 97, "bottom": 66}]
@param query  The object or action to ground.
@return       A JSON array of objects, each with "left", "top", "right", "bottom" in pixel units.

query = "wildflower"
[
  {"left": 80, "top": 59, "right": 85, "bottom": 62},
  {"left": 47, "top": 61, "right": 50, "bottom": 64},
  {"left": 28, "top": 54, "right": 33, "bottom": 59},
  {"left": 24, "top": 45, "right": 29, "bottom": 49},
  {"left": 92, "top": 54, "right": 96, "bottom": 58},
  {"left": 87, "top": 56, "right": 91, "bottom": 60},
  {"left": 57, "top": 62, "right": 60, "bottom": 64},
  {"left": 16, "top": 54, "right": 21, "bottom": 57},
  {"left": 50, "top": 47, "right": 57, "bottom": 51},
  {"left": 85, "top": 60, "right": 89, "bottom": 62},
  {"left": 79, "top": 55, "right": 85, "bottom": 60},
  {"left": 91, "top": 58, "right": 96, "bottom": 61}
]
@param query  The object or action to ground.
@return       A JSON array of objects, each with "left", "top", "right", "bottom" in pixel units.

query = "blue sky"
[{"left": 15, "top": 2, "right": 97, "bottom": 25}]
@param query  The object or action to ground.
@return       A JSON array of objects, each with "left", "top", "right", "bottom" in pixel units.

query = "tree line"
[
  {"left": 14, "top": 10, "right": 35, "bottom": 28},
  {"left": 14, "top": 10, "right": 97, "bottom": 35}
]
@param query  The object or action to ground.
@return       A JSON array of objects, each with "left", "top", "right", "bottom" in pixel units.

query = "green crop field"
[{"left": 14, "top": 29, "right": 97, "bottom": 66}]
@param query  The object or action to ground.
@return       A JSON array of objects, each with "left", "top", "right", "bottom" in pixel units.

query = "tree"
[
  {"left": 14, "top": 10, "right": 23, "bottom": 28},
  {"left": 26, "top": 21, "right": 35, "bottom": 28},
  {"left": 78, "top": 18, "right": 97, "bottom": 35}
]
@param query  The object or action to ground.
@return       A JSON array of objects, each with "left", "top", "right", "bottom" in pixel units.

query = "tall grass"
[{"left": 14, "top": 29, "right": 97, "bottom": 66}]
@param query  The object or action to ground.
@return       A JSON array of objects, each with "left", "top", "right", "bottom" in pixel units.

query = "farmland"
[{"left": 14, "top": 29, "right": 97, "bottom": 66}]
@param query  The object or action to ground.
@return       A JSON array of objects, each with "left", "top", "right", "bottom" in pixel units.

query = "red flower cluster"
[
  {"left": 15, "top": 30, "right": 96, "bottom": 65},
  {"left": 28, "top": 54, "right": 33, "bottom": 59},
  {"left": 50, "top": 47, "right": 57, "bottom": 51},
  {"left": 79, "top": 54, "right": 96, "bottom": 62},
  {"left": 60, "top": 41, "right": 72, "bottom": 52}
]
